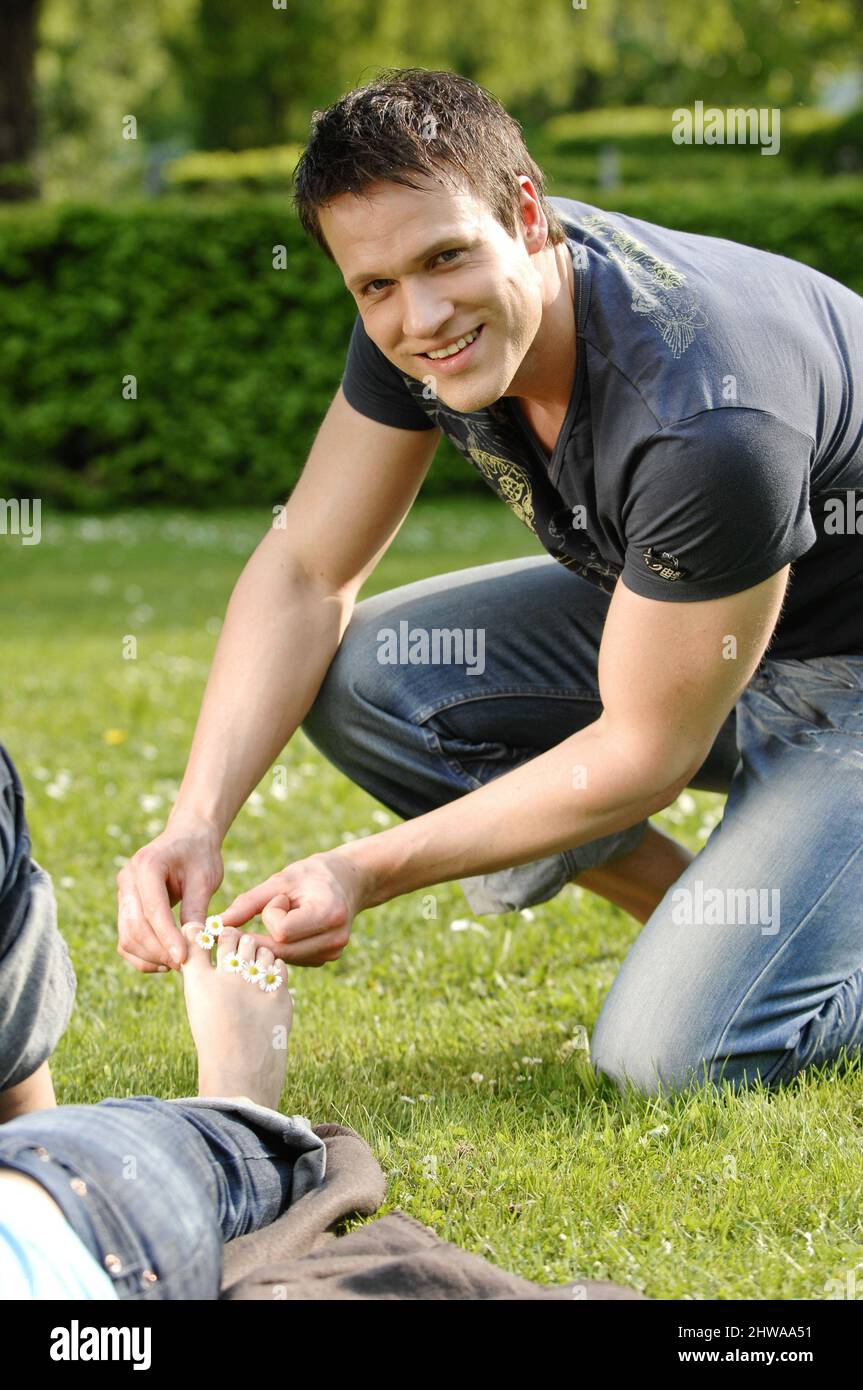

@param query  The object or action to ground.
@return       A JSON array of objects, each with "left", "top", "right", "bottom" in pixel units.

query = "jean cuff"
[{"left": 163, "top": 1096, "right": 328, "bottom": 1196}]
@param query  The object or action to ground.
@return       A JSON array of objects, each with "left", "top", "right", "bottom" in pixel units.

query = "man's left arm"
[
  {"left": 221, "top": 566, "right": 789, "bottom": 962},
  {"left": 338, "top": 565, "right": 790, "bottom": 903}
]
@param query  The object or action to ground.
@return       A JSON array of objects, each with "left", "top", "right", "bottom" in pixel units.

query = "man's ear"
[{"left": 516, "top": 175, "right": 548, "bottom": 254}]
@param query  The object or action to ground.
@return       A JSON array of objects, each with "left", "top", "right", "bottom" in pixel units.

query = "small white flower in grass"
[
  {"left": 520, "top": 908, "right": 535, "bottom": 921},
  {"left": 205, "top": 914, "right": 224, "bottom": 937},
  {"left": 450, "top": 918, "right": 490, "bottom": 936},
  {"left": 195, "top": 928, "right": 215, "bottom": 950},
  {"left": 677, "top": 792, "right": 697, "bottom": 816},
  {"left": 223, "top": 951, "right": 243, "bottom": 974},
  {"left": 241, "top": 958, "right": 264, "bottom": 984},
  {"left": 470, "top": 1072, "right": 484, "bottom": 1084},
  {"left": 259, "top": 967, "right": 283, "bottom": 993}
]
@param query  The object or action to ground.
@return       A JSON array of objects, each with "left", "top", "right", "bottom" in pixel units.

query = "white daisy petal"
[
  {"left": 259, "top": 968, "right": 284, "bottom": 993},
  {"left": 205, "top": 914, "right": 224, "bottom": 937},
  {"left": 241, "top": 960, "right": 263, "bottom": 983},
  {"left": 195, "top": 929, "right": 215, "bottom": 950},
  {"left": 223, "top": 953, "right": 243, "bottom": 973}
]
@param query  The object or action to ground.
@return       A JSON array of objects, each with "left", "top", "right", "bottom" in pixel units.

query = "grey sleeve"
[
  {"left": 621, "top": 408, "right": 818, "bottom": 603},
  {"left": 0, "top": 749, "right": 76, "bottom": 1093},
  {"left": 341, "top": 313, "right": 438, "bottom": 431}
]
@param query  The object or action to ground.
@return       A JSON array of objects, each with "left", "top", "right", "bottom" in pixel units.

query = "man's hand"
[
  {"left": 117, "top": 813, "right": 224, "bottom": 973},
  {"left": 220, "top": 851, "right": 366, "bottom": 966}
]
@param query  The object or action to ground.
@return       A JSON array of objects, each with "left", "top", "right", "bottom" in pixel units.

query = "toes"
[
  {"left": 259, "top": 957, "right": 289, "bottom": 996},
  {"left": 255, "top": 945, "right": 275, "bottom": 971},
  {"left": 215, "top": 928, "right": 244, "bottom": 977},
  {"left": 235, "top": 930, "right": 266, "bottom": 985},
  {"left": 180, "top": 921, "right": 214, "bottom": 973},
  {"left": 216, "top": 926, "right": 241, "bottom": 963},
  {"left": 237, "top": 932, "right": 258, "bottom": 960}
]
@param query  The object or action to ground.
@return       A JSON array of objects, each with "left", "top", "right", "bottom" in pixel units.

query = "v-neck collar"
[{"left": 507, "top": 236, "right": 588, "bottom": 484}]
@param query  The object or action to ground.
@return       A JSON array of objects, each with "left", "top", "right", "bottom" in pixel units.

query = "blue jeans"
[
  {"left": 301, "top": 555, "right": 863, "bottom": 1095},
  {"left": 0, "top": 1097, "right": 326, "bottom": 1299},
  {"left": 0, "top": 744, "right": 76, "bottom": 1092}
]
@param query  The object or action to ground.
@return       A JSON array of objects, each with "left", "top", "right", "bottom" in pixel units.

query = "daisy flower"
[
  {"left": 259, "top": 967, "right": 284, "bottom": 993},
  {"left": 222, "top": 950, "right": 243, "bottom": 974},
  {"left": 195, "top": 928, "right": 215, "bottom": 950},
  {"left": 205, "top": 914, "right": 224, "bottom": 938},
  {"left": 241, "top": 958, "right": 264, "bottom": 984}
]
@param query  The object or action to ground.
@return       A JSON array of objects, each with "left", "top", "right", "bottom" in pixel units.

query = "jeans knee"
[
  {"left": 590, "top": 1010, "right": 714, "bottom": 1097},
  {"left": 591, "top": 1017, "right": 793, "bottom": 1096}
]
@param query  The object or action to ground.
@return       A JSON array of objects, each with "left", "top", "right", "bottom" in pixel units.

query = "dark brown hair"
[{"left": 292, "top": 67, "right": 566, "bottom": 262}]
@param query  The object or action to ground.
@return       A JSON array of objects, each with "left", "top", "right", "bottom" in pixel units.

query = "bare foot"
[{"left": 180, "top": 922, "right": 294, "bottom": 1112}]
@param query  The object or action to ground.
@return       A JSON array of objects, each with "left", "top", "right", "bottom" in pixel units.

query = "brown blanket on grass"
[{"left": 220, "top": 1124, "right": 646, "bottom": 1301}]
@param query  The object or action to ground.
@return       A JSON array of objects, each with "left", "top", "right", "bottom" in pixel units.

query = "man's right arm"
[{"left": 117, "top": 388, "right": 440, "bottom": 972}]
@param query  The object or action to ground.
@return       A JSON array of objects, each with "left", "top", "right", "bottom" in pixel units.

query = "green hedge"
[
  {"left": 164, "top": 144, "right": 306, "bottom": 195},
  {"left": 1, "top": 183, "right": 862, "bottom": 509},
  {"left": 533, "top": 106, "right": 858, "bottom": 193}
]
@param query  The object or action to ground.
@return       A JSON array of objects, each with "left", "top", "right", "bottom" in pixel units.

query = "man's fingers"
[
  {"left": 221, "top": 879, "right": 287, "bottom": 928},
  {"left": 180, "top": 881, "right": 213, "bottom": 929},
  {"left": 117, "top": 943, "right": 169, "bottom": 974},
  {"left": 260, "top": 892, "right": 337, "bottom": 941},
  {"left": 117, "top": 881, "right": 169, "bottom": 969},
  {"left": 266, "top": 928, "right": 348, "bottom": 967},
  {"left": 136, "top": 860, "right": 186, "bottom": 966}
]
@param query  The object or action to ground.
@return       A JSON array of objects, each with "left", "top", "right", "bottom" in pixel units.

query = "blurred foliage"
[
  {"left": 1, "top": 180, "right": 862, "bottom": 510},
  {"left": 164, "top": 143, "right": 305, "bottom": 194},
  {"left": 535, "top": 103, "right": 863, "bottom": 193},
  {"left": 28, "top": 0, "right": 863, "bottom": 203},
  {"left": 543, "top": 105, "right": 842, "bottom": 144},
  {"left": 33, "top": 0, "right": 198, "bottom": 202},
  {"left": 161, "top": 105, "right": 862, "bottom": 198},
  {"left": 794, "top": 102, "right": 863, "bottom": 174}
]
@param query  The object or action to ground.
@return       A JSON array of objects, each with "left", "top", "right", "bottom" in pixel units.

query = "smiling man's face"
[{"left": 319, "top": 174, "right": 551, "bottom": 414}]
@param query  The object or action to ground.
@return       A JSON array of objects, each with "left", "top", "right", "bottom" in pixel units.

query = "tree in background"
[{"left": 0, "top": 0, "right": 41, "bottom": 200}]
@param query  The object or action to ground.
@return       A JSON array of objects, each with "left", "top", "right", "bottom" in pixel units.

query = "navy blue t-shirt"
[{"left": 341, "top": 196, "right": 863, "bottom": 659}]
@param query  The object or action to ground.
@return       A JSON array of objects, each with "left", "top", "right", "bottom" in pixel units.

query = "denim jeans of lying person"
[
  {"left": 301, "top": 554, "right": 863, "bottom": 1096},
  {"left": 0, "top": 1096, "right": 327, "bottom": 1299}
]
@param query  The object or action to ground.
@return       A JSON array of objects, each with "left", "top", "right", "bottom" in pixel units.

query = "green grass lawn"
[{"left": 3, "top": 498, "right": 862, "bottom": 1300}]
